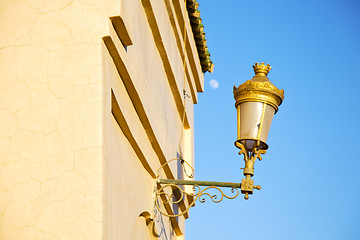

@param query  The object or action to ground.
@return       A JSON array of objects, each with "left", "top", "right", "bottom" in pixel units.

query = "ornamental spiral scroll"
[
  {"left": 154, "top": 183, "right": 240, "bottom": 218},
  {"left": 156, "top": 157, "right": 195, "bottom": 179}
]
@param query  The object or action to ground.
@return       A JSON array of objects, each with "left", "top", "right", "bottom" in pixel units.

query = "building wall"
[{"left": 0, "top": 0, "right": 204, "bottom": 239}]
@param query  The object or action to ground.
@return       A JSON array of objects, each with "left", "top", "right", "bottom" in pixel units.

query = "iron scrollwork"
[
  {"left": 154, "top": 158, "right": 241, "bottom": 218},
  {"left": 154, "top": 182, "right": 239, "bottom": 218}
]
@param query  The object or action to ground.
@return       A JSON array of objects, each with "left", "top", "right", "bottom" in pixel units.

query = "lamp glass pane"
[{"left": 238, "top": 102, "right": 275, "bottom": 149}]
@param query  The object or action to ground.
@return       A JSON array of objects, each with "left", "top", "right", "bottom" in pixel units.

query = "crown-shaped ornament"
[
  {"left": 253, "top": 62, "right": 272, "bottom": 76},
  {"left": 233, "top": 62, "right": 284, "bottom": 112}
]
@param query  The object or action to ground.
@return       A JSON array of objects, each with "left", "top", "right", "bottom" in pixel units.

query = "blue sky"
[{"left": 186, "top": 1, "right": 360, "bottom": 239}]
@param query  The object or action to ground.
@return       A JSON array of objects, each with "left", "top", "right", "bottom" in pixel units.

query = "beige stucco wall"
[
  {"left": 0, "top": 0, "right": 119, "bottom": 239},
  {"left": 0, "top": 0, "right": 204, "bottom": 239}
]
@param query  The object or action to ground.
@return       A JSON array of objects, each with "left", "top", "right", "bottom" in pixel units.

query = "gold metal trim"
[
  {"left": 233, "top": 63, "right": 284, "bottom": 112},
  {"left": 235, "top": 141, "right": 266, "bottom": 200}
]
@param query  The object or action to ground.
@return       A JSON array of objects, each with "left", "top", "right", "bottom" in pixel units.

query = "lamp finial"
[{"left": 253, "top": 62, "right": 272, "bottom": 76}]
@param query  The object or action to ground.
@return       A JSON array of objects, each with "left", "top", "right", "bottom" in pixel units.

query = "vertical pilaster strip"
[
  {"left": 103, "top": 35, "right": 189, "bottom": 220},
  {"left": 141, "top": 0, "right": 190, "bottom": 128}
]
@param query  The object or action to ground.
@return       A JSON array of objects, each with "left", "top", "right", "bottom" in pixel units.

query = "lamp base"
[
  {"left": 235, "top": 139, "right": 268, "bottom": 152},
  {"left": 235, "top": 141, "right": 266, "bottom": 199}
]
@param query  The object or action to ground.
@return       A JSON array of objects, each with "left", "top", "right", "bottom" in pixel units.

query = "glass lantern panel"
[{"left": 237, "top": 101, "right": 275, "bottom": 150}]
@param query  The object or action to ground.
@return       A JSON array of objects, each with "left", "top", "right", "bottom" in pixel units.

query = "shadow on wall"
[{"left": 130, "top": 212, "right": 160, "bottom": 240}]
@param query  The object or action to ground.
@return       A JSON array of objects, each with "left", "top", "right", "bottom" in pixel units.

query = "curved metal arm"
[
  {"left": 155, "top": 182, "right": 240, "bottom": 218},
  {"left": 153, "top": 147, "right": 266, "bottom": 219},
  {"left": 156, "top": 157, "right": 194, "bottom": 179}
]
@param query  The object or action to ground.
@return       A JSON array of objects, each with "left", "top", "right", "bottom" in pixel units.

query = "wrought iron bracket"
[
  {"left": 154, "top": 178, "right": 241, "bottom": 218},
  {"left": 153, "top": 148, "right": 263, "bottom": 218},
  {"left": 157, "top": 179, "right": 241, "bottom": 188}
]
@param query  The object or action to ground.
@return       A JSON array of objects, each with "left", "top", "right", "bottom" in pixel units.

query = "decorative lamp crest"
[{"left": 253, "top": 62, "right": 272, "bottom": 76}]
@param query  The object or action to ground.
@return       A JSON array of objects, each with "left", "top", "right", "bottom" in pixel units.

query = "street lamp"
[
  {"left": 233, "top": 62, "right": 284, "bottom": 199},
  {"left": 155, "top": 62, "right": 284, "bottom": 217}
]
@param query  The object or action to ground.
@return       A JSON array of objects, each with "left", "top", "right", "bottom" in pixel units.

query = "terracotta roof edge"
[{"left": 186, "top": 0, "right": 214, "bottom": 73}]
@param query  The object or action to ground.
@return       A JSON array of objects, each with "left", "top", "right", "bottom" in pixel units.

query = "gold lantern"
[{"left": 233, "top": 63, "right": 284, "bottom": 199}]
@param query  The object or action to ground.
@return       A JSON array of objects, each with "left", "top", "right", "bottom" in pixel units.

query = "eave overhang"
[{"left": 186, "top": 0, "right": 214, "bottom": 73}]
